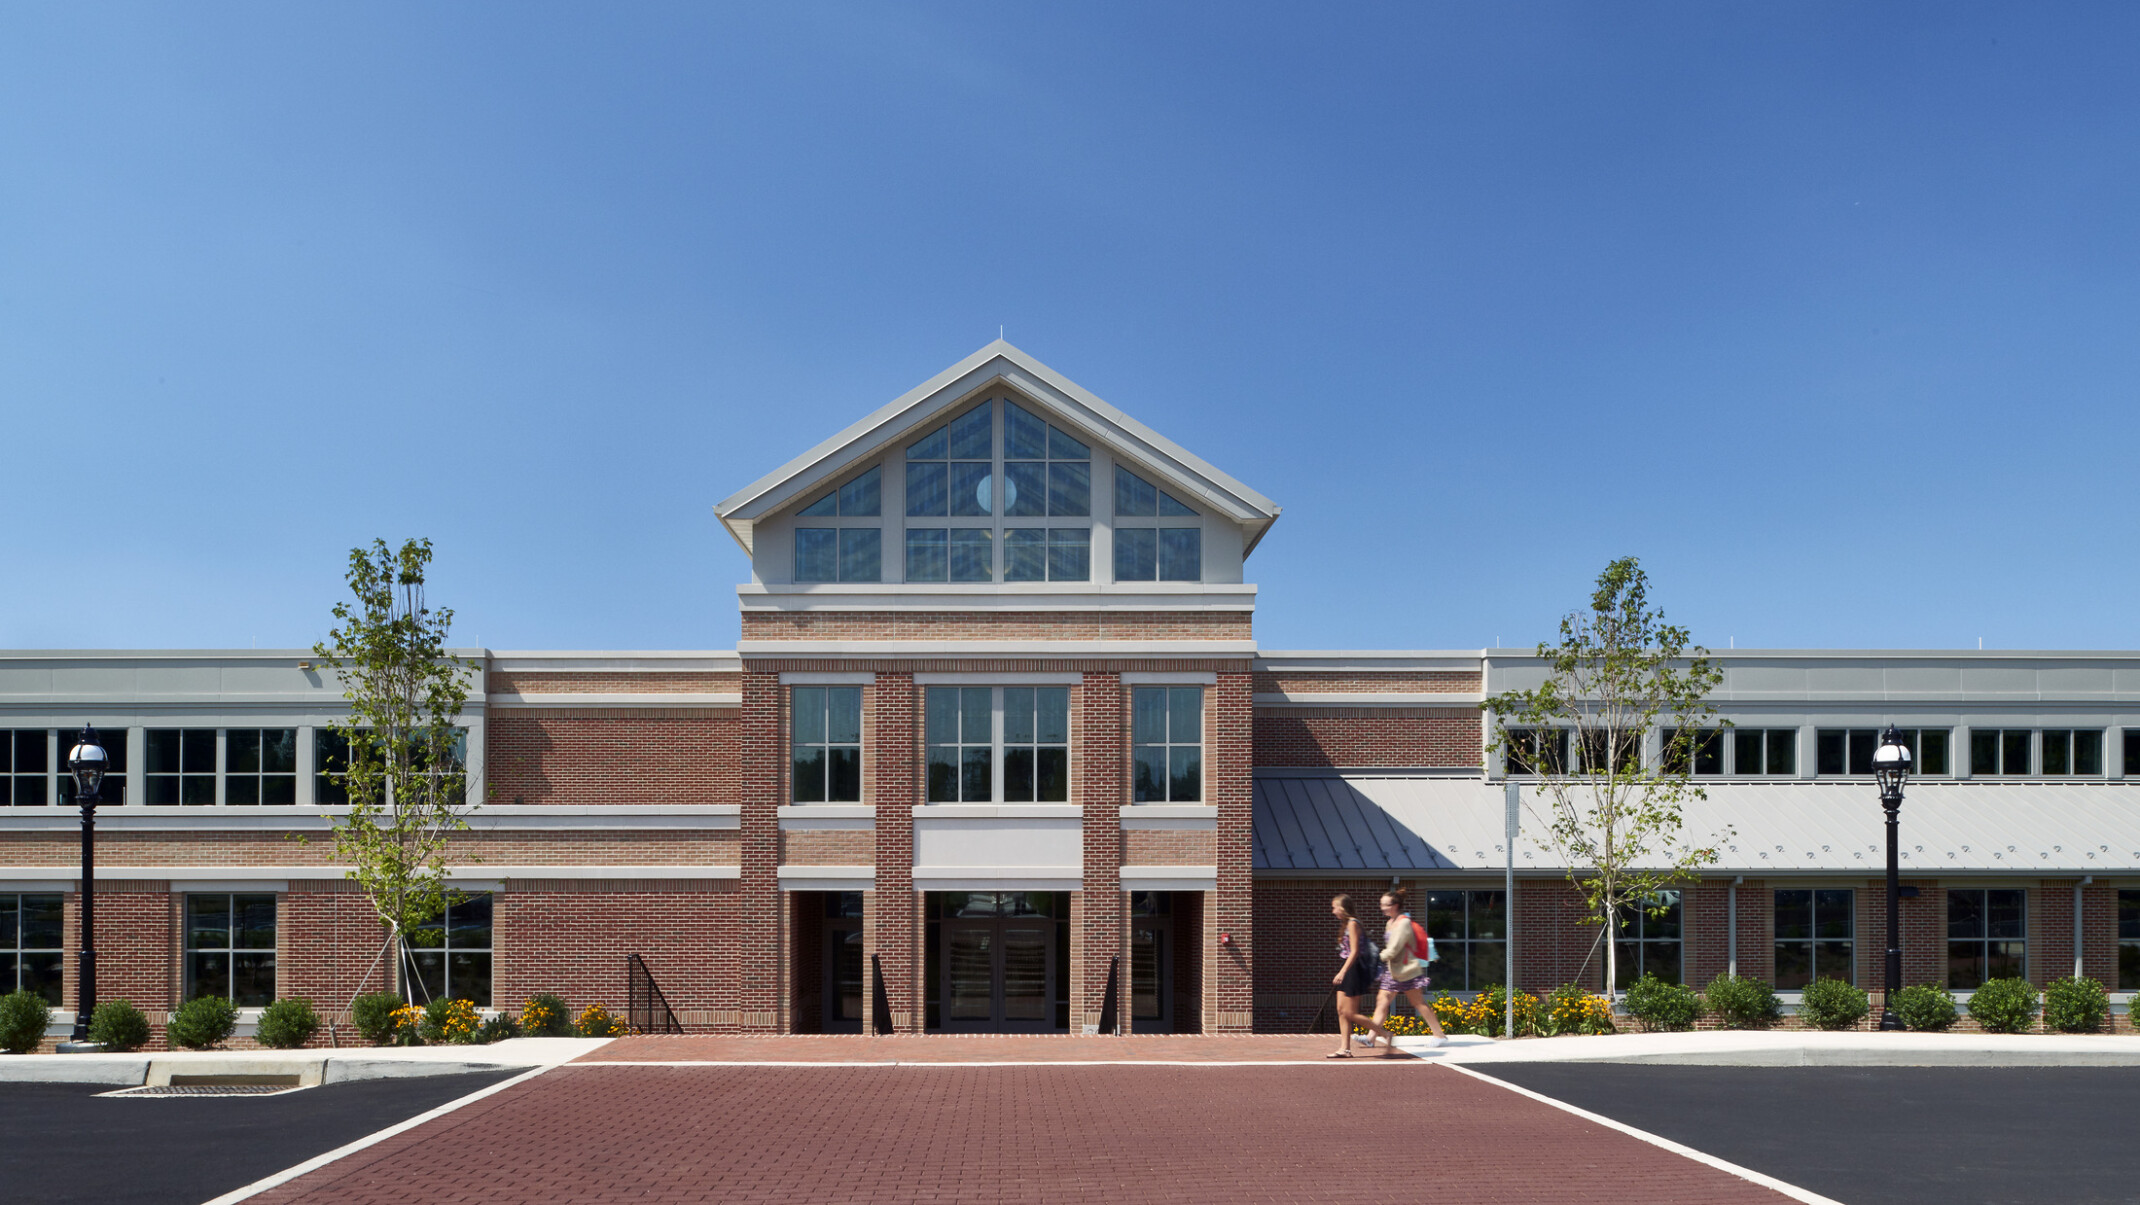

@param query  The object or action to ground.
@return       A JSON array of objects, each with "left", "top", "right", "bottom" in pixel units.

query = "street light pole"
[
  {"left": 1872, "top": 725, "right": 1912, "bottom": 1033},
  {"left": 59, "top": 725, "right": 109, "bottom": 1052}
]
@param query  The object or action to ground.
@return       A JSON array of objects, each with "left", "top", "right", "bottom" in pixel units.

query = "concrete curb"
[
  {"left": 1398, "top": 1030, "right": 2140, "bottom": 1067},
  {"left": 0, "top": 1036, "right": 610, "bottom": 1085}
]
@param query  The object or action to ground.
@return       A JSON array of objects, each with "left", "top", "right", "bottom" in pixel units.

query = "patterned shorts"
[{"left": 1377, "top": 970, "right": 1429, "bottom": 994}]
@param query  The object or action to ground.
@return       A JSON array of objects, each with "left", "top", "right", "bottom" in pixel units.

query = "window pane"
[
  {"left": 227, "top": 777, "right": 259, "bottom": 805},
  {"left": 800, "top": 491, "right": 838, "bottom": 517},
  {"left": 147, "top": 729, "right": 181, "bottom": 774},
  {"left": 1694, "top": 731, "right": 1722, "bottom": 775},
  {"left": 1986, "top": 941, "right": 2024, "bottom": 981},
  {"left": 1036, "top": 689, "right": 1068, "bottom": 744},
  {"left": 1035, "top": 748, "right": 1068, "bottom": 802},
  {"left": 16, "top": 731, "right": 47, "bottom": 773},
  {"left": 1774, "top": 942, "right": 1811, "bottom": 990},
  {"left": 1846, "top": 729, "right": 1876, "bottom": 776},
  {"left": 263, "top": 729, "right": 297, "bottom": 774},
  {"left": 1158, "top": 529, "right": 1201, "bottom": 581},
  {"left": 2044, "top": 731, "right": 2071, "bottom": 775},
  {"left": 1114, "top": 529, "right": 1156, "bottom": 581},
  {"left": 947, "top": 406, "right": 990, "bottom": 459},
  {"left": 1816, "top": 731, "right": 1845, "bottom": 776},
  {"left": 1132, "top": 688, "right": 1167, "bottom": 745},
  {"left": 182, "top": 776, "right": 215, "bottom": 806},
  {"left": 409, "top": 950, "right": 447, "bottom": 1002},
  {"left": 1948, "top": 943, "right": 1984, "bottom": 990},
  {"left": 229, "top": 730, "right": 261, "bottom": 773},
  {"left": 450, "top": 893, "right": 492, "bottom": 949},
  {"left": 907, "top": 425, "right": 947, "bottom": 461},
  {"left": 1734, "top": 730, "right": 1762, "bottom": 776},
  {"left": 233, "top": 895, "right": 276, "bottom": 949},
  {"left": 1048, "top": 462, "right": 1090, "bottom": 516},
  {"left": 792, "top": 748, "right": 826, "bottom": 802},
  {"left": 1425, "top": 892, "right": 1464, "bottom": 940},
  {"left": 451, "top": 951, "right": 493, "bottom": 1007},
  {"left": 926, "top": 747, "right": 959, "bottom": 802},
  {"left": 20, "top": 895, "right": 60, "bottom": 949},
  {"left": 2076, "top": 730, "right": 2103, "bottom": 775},
  {"left": 1006, "top": 403, "right": 1047, "bottom": 460},
  {"left": 828, "top": 688, "right": 861, "bottom": 745},
  {"left": 949, "top": 530, "right": 992, "bottom": 581},
  {"left": 2121, "top": 890, "right": 2140, "bottom": 941},
  {"left": 1948, "top": 890, "right": 1983, "bottom": 939},
  {"left": 1132, "top": 747, "right": 1165, "bottom": 803},
  {"left": 1971, "top": 731, "right": 1999, "bottom": 775},
  {"left": 1774, "top": 890, "right": 1812, "bottom": 940},
  {"left": 1815, "top": 940, "right": 1854, "bottom": 985},
  {"left": 231, "top": 953, "right": 275, "bottom": 1007},
  {"left": 1048, "top": 425, "right": 1088, "bottom": 461},
  {"left": 2123, "top": 942, "right": 2140, "bottom": 992},
  {"left": 926, "top": 688, "right": 958, "bottom": 744},
  {"left": 21, "top": 952, "right": 61, "bottom": 1005},
  {"left": 2128, "top": 730, "right": 2140, "bottom": 777},
  {"left": 1004, "top": 529, "right": 1046, "bottom": 580},
  {"left": 960, "top": 746, "right": 991, "bottom": 802},
  {"left": 1005, "top": 464, "right": 1046, "bottom": 517},
  {"left": 1157, "top": 489, "right": 1196, "bottom": 517},
  {"left": 828, "top": 746, "right": 860, "bottom": 802},
  {"left": 905, "top": 530, "right": 947, "bottom": 582},
  {"left": 1646, "top": 892, "right": 1681, "bottom": 940},
  {"left": 187, "top": 895, "right": 229, "bottom": 950},
  {"left": 1168, "top": 747, "right": 1201, "bottom": 802},
  {"left": 839, "top": 466, "right": 881, "bottom": 516},
  {"left": 1766, "top": 731, "right": 1796, "bottom": 775},
  {"left": 906, "top": 461, "right": 948, "bottom": 516},
  {"left": 960, "top": 688, "right": 991, "bottom": 744},
  {"left": 2002, "top": 730, "right": 2030, "bottom": 775},
  {"left": 1470, "top": 891, "right": 1507, "bottom": 940},
  {"left": 182, "top": 729, "right": 214, "bottom": 772},
  {"left": 1470, "top": 941, "right": 1507, "bottom": 989},
  {"left": 792, "top": 688, "right": 826, "bottom": 744},
  {"left": 1004, "top": 688, "right": 1035, "bottom": 744},
  {"left": 1814, "top": 890, "right": 1855, "bottom": 939},
  {"left": 1004, "top": 747, "right": 1034, "bottom": 801},
  {"left": 950, "top": 462, "right": 992, "bottom": 517},
  {"left": 1115, "top": 467, "right": 1156, "bottom": 516},
  {"left": 1987, "top": 890, "right": 2025, "bottom": 939},
  {"left": 838, "top": 529, "right": 880, "bottom": 581},
  {"left": 1047, "top": 528, "right": 1090, "bottom": 582},
  {"left": 1918, "top": 729, "right": 1949, "bottom": 775},
  {"left": 189, "top": 952, "right": 229, "bottom": 1000},
  {"left": 1168, "top": 688, "right": 1202, "bottom": 742},
  {"left": 795, "top": 529, "right": 838, "bottom": 581}
]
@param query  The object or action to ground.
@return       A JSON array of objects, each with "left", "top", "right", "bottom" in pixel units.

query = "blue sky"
[{"left": 3, "top": 4, "right": 2136, "bottom": 653}]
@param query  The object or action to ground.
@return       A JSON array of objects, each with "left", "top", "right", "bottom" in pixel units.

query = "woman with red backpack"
[
  {"left": 1371, "top": 888, "right": 1447, "bottom": 1053},
  {"left": 1325, "top": 893, "right": 1386, "bottom": 1058}
]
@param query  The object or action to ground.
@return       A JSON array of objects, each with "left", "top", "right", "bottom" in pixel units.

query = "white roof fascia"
[{"left": 713, "top": 340, "right": 1282, "bottom": 556}]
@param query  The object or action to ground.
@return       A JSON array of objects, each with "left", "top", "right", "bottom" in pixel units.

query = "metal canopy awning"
[{"left": 1252, "top": 774, "right": 2140, "bottom": 876}]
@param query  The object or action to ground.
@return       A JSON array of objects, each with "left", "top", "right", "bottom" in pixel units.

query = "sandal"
[{"left": 1324, "top": 1051, "right": 1353, "bottom": 1058}]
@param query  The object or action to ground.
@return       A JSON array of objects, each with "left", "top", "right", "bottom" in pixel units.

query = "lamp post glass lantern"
[
  {"left": 58, "top": 726, "right": 108, "bottom": 1052},
  {"left": 1872, "top": 725, "right": 1912, "bottom": 1032}
]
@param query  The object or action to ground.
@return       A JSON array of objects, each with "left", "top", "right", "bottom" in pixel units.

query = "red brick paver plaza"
[
  {"left": 248, "top": 1040, "right": 1804, "bottom": 1204},
  {"left": 580, "top": 1033, "right": 1380, "bottom": 1062}
]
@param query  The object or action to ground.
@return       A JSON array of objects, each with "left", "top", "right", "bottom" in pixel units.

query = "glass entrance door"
[{"left": 926, "top": 892, "right": 1068, "bottom": 1032}]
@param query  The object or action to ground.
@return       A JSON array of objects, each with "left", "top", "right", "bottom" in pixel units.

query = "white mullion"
[{"left": 990, "top": 686, "right": 1005, "bottom": 804}]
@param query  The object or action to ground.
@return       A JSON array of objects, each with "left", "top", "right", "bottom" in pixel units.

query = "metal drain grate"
[{"left": 101, "top": 1083, "right": 308, "bottom": 1098}]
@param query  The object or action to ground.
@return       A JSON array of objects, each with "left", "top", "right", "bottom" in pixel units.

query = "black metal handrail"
[{"left": 626, "top": 953, "right": 684, "bottom": 1035}]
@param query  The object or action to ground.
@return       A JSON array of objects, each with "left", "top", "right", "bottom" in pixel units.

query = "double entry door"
[{"left": 940, "top": 918, "right": 1056, "bottom": 1031}]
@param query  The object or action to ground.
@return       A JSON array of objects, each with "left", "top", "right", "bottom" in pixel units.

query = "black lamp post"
[
  {"left": 58, "top": 726, "right": 107, "bottom": 1052},
  {"left": 1872, "top": 724, "right": 1913, "bottom": 1032}
]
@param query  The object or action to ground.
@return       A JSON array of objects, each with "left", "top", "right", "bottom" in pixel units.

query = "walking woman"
[
  {"left": 1372, "top": 888, "right": 1448, "bottom": 1051},
  {"left": 1326, "top": 894, "right": 1385, "bottom": 1058}
]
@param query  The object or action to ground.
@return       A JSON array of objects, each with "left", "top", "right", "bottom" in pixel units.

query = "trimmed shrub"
[
  {"left": 521, "top": 993, "right": 574, "bottom": 1038},
  {"left": 0, "top": 990, "right": 53, "bottom": 1054},
  {"left": 257, "top": 998, "right": 321, "bottom": 1049},
  {"left": 1703, "top": 975, "right": 1783, "bottom": 1029},
  {"left": 1892, "top": 983, "right": 1958, "bottom": 1032},
  {"left": 1797, "top": 978, "right": 1870, "bottom": 1031},
  {"left": 2043, "top": 976, "right": 2110, "bottom": 1034},
  {"left": 575, "top": 1004, "right": 627, "bottom": 1038},
  {"left": 1539, "top": 984, "right": 1614, "bottom": 1036},
  {"left": 167, "top": 995, "right": 238, "bottom": 1050},
  {"left": 87, "top": 1000, "right": 152, "bottom": 1052},
  {"left": 1625, "top": 973, "right": 1703, "bottom": 1032},
  {"left": 421, "top": 997, "right": 481, "bottom": 1045},
  {"left": 475, "top": 1013, "right": 520, "bottom": 1044},
  {"left": 1968, "top": 977, "right": 2041, "bottom": 1035},
  {"left": 351, "top": 992, "right": 405, "bottom": 1046}
]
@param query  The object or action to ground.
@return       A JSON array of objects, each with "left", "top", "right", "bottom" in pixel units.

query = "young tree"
[
  {"left": 310, "top": 538, "right": 478, "bottom": 1018},
  {"left": 1483, "top": 557, "right": 1729, "bottom": 997}
]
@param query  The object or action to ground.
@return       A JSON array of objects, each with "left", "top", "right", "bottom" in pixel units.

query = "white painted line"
[
  {"left": 1444, "top": 1063, "right": 1843, "bottom": 1205},
  {"left": 569, "top": 1058, "right": 1433, "bottom": 1068},
  {"left": 199, "top": 1063, "right": 558, "bottom": 1205}
]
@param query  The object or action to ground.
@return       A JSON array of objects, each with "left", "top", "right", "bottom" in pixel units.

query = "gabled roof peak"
[{"left": 714, "top": 341, "right": 1280, "bottom": 556}]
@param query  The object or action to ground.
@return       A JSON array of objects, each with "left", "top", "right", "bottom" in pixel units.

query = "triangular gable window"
[
  {"left": 798, "top": 465, "right": 881, "bottom": 517},
  {"left": 1112, "top": 467, "right": 1197, "bottom": 518}
]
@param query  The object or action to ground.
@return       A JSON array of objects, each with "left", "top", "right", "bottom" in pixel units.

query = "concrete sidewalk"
[
  {"left": 0, "top": 1036, "right": 610, "bottom": 1084},
  {"left": 1398, "top": 1029, "right": 2140, "bottom": 1066}
]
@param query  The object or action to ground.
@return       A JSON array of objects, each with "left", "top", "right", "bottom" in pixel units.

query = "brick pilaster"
[
  {"left": 1080, "top": 671, "right": 1124, "bottom": 1032},
  {"left": 736, "top": 667, "right": 783, "bottom": 1032},
  {"left": 869, "top": 671, "right": 917, "bottom": 1032}
]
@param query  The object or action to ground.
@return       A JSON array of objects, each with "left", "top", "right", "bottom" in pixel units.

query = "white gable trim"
[{"left": 714, "top": 341, "right": 1280, "bottom": 555}]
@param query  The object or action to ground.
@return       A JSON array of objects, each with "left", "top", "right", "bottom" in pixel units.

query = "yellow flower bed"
[{"left": 575, "top": 1003, "right": 627, "bottom": 1038}]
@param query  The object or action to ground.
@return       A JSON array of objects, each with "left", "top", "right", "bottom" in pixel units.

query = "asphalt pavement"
[
  {"left": 1487, "top": 1063, "right": 2140, "bottom": 1205},
  {"left": 0, "top": 1069, "right": 521, "bottom": 1205}
]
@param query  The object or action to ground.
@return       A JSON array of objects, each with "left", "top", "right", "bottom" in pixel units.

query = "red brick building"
[{"left": 6, "top": 341, "right": 2140, "bottom": 1043}]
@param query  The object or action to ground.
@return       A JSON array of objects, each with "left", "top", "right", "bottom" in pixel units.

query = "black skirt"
[{"left": 1337, "top": 958, "right": 1377, "bottom": 997}]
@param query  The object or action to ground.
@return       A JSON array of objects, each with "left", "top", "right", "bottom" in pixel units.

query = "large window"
[
  {"left": 2041, "top": 729, "right": 2103, "bottom": 776},
  {"left": 1003, "top": 528, "right": 1090, "bottom": 582},
  {"left": 1773, "top": 888, "right": 1854, "bottom": 988},
  {"left": 1818, "top": 728, "right": 1949, "bottom": 777},
  {"left": 147, "top": 729, "right": 217, "bottom": 805},
  {"left": 1947, "top": 888, "right": 2024, "bottom": 989},
  {"left": 906, "top": 406, "right": 994, "bottom": 517},
  {"left": 226, "top": 730, "right": 298, "bottom": 805},
  {"left": 1113, "top": 467, "right": 1200, "bottom": 582},
  {"left": 791, "top": 686, "right": 862, "bottom": 803},
  {"left": 2126, "top": 730, "right": 2140, "bottom": 778},
  {"left": 186, "top": 893, "right": 276, "bottom": 1006},
  {"left": 795, "top": 527, "right": 881, "bottom": 583},
  {"left": 1968, "top": 730, "right": 2033, "bottom": 777},
  {"left": 1661, "top": 728, "right": 1722, "bottom": 775},
  {"left": 2, "top": 894, "right": 62, "bottom": 1005},
  {"left": 4, "top": 731, "right": 46, "bottom": 806},
  {"left": 1004, "top": 401, "right": 1091, "bottom": 518},
  {"left": 1503, "top": 728, "right": 1569, "bottom": 775},
  {"left": 1424, "top": 890, "right": 1507, "bottom": 990},
  {"left": 906, "top": 528, "right": 993, "bottom": 582},
  {"left": 926, "top": 687, "right": 1070, "bottom": 803},
  {"left": 1734, "top": 729, "right": 1796, "bottom": 775},
  {"left": 1612, "top": 891, "right": 1682, "bottom": 988},
  {"left": 2119, "top": 890, "right": 2140, "bottom": 992},
  {"left": 56, "top": 727, "right": 125, "bottom": 805},
  {"left": 406, "top": 892, "right": 492, "bottom": 1007},
  {"left": 798, "top": 465, "right": 881, "bottom": 518},
  {"left": 1131, "top": 687, "right": 1203, "bottom": 803}
]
